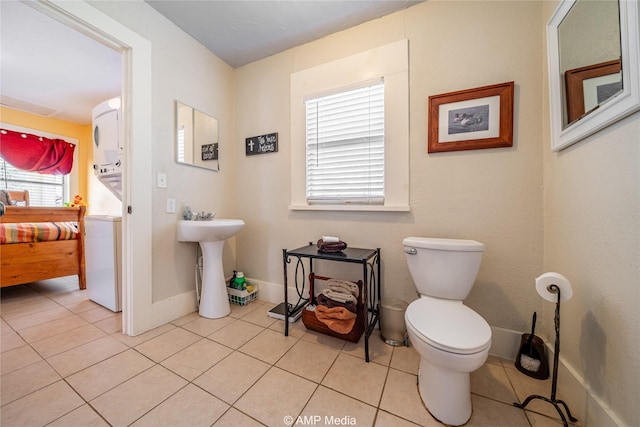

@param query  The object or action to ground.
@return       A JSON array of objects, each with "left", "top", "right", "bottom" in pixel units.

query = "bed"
[{"left": 1, "top": 206, "right": 86, "bottom": 289}]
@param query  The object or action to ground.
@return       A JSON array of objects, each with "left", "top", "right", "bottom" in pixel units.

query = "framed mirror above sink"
[
  {"left": 547, "top": 0, "right": 640, "bottom": 151},
  {"left": 175, "top": 101, "right": 219, "bottom": 171}
]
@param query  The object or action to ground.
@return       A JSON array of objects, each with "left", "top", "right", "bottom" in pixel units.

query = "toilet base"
[{"left": 418, "top": 358, "right": 472, "bottom": 426}]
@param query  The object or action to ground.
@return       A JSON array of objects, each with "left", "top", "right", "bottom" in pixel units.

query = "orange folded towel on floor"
[{"left": 315, "top": 305, "right": 356, "bottom": 334}]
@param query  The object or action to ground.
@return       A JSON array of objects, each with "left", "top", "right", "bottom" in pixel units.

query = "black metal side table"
[{"left": 282, "top": 242, "right": 381, "bottom": 362}]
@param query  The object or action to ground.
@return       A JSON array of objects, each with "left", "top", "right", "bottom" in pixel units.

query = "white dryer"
[{"left": 92, "top": 97, "right": 122, "bottom": 200}]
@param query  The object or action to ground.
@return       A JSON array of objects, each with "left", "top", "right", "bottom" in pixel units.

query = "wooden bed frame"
[{"left": 1, "top": 206, "right": 86, "bottom": 289}]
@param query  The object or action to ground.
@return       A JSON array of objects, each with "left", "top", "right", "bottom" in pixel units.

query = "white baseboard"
[
  {"left": 488, "top": 326, "right": 522, "bottom": 361},
  {"left": 545, "top": 344, "right": 625, "bottom": 427},
  {"left": 148, "top": 279, "right": 302, "bottom": 328},
  {"left": 249, "top": 277, "right": 304, "bottom": 305},
  {"left": 149, "top": 279, "right": 286, "bottom": 331},
  {"left": 151, "top": 289, "right": 197, "bottom": 327}
]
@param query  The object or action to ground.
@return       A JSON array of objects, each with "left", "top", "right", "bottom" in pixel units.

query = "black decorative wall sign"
[
  {"left": 246, "top": 132, "right": 278, "bottom": 156},
  {"left": 201, "top": 143, "right": 218, "bottom": 161}
]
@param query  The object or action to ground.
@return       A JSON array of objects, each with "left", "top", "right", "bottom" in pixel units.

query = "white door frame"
[{"left": 33, "top": 0, "right": 153, "bottom": 335}]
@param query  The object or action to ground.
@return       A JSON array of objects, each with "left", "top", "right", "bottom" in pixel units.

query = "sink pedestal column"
[{"left": 198, "top": 241, "right": 231, "bottom": 318}]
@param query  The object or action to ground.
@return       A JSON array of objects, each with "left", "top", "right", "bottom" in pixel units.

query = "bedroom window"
[
  {"left": 0, "top": 158, "right": 67, "bottom": 206},
  {"left": 305, "top": 81, "right": 384, "bottom": 204}
]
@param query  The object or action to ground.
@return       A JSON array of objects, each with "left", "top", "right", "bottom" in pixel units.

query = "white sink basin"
[
  {"left": 177, "top": 219, "right": 245, "bottom": 319},
  {"left": 177, "top": 219, "right": 245, "bottom": 242}
]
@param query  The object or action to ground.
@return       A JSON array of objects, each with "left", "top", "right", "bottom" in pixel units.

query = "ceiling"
[
  {"left": 146, "top": 0, "right": 422, "bottom": 68},
  {"left": 0, "top": 1, "right": 122, "bottom": 126},
  {"left": 0, "top": 1, "right": 422, "bottom": 126}
]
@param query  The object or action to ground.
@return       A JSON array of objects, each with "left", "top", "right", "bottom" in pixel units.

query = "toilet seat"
[{"left": 406, "top": 298, "right": 491, "bottom": 354}]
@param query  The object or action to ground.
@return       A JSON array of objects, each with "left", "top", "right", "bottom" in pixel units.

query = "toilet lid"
[{"left": 405, "top": 298, "right": 491, "bottom": 354}]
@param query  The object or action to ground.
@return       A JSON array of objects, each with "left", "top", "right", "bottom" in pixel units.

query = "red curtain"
[{"left": 0, "top": 128, "right": 75, "bottom": 175}]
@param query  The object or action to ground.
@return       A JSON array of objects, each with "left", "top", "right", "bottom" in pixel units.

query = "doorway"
[{"left": 27, "top": 1, "right": 154, "bottom": 335}]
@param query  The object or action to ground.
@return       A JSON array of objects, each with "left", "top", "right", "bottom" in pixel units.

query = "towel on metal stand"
[{"left": 317, "top": 239, "right": 348, "bottom": 253}]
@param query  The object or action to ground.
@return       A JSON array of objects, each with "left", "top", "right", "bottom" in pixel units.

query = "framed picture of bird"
[
  {"left": 564, "top": 59, "right": 621, "bottom": 124},
  {"left": 428, "top": 81, "right": 514, "bottom": 153}
]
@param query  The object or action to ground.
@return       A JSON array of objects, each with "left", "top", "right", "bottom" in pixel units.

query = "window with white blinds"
[
  {"left": 0, "top": 158, "right": 67, "bottom": 206},
  {"left": 305, "top": 81, "right": 384, "bottom": 204}
]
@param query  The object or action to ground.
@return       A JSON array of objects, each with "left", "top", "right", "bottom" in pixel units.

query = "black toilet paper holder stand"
[{"left": 513, "top": 284, "right": 578, "bottom": 427}]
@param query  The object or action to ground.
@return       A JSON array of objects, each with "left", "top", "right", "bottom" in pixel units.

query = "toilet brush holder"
[
  {"left": 515, "top": 312, "right": 549, "bottom": 380},
  {"left": 515, "top": 332, "right": 549, "bottom": 380}
]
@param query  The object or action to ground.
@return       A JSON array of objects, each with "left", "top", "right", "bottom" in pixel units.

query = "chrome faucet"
[
  {"left": 183, "top": 206, "right": 215, "bottom": 220},
  {"left": 196, "top": 211, "right": 215, "bottom": 221}
]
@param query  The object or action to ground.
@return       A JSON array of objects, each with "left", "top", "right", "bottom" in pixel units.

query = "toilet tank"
[{"left": 403, "top": 237, "right": 484, "bottom": 300}]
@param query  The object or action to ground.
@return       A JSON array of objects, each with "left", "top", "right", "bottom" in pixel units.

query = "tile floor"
[{"left": 1, "top": 277, "right": 581, "bottom": 427}]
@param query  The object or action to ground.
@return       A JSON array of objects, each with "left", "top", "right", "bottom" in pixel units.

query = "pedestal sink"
[{"left": 177, "top": 219, "right": 245, "bottom": 318}]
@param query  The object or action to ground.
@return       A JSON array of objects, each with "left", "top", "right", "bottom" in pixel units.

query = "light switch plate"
[
  {"left": 157, "top": 173, "right": 167, "bottom": 188},
  {"left": 166, "top": 198, "right": 176, "bottom": 213}
]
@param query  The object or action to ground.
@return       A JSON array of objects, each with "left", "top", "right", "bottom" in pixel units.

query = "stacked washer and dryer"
[{"left": 85, "top": 97, "right": 123, "bottom": 312}]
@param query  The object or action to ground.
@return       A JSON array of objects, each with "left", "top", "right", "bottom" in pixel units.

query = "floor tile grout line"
[
  {"left": 193, "top": 348, "right": 284, "bottom": 425},
  {"left": 291, "top": 380, "right": 321, "bottom": 427},
  {"left": 124, "top": 379, "right": 197, "bottom": 427},
  {"left": 4, "top": 289, "right": 275, "bottom": 426},
  {"left": 49, "top": 346, "right": 157, "bottom": 419},
  {"left": 124, "top": 334, "right": 434, "bottom": 427},
  {"left": 2, "top": 306, "right": 77, "bottom": 332},
  {"left": 2, "top": 290, "right": 158, "bottom": 425},
  {"left": 4, "top": 283, "right": 557, "bottom": 427},
  {"left": 484, "top": 359, "right": 576, "bottom": 425},
  {"left": 168, "top": 312, "right": 380, "bottom": 425},
  {"left": 2, "top": 320, "right": 116, "bottom": 409},
  {"left": 55, "top": 377, "right": 114, "bottom": 427},
  {"left": 66, "top": 352, "right": 177, "bottom": 426},
  {"left": 4, "top": 305, "right": 381, "bottom": 422},
  {"left": 497, "top": 357, "right": 567, "bottom": 424},
  {"left": 378, "top": 408, "right": 424, "bottom": 427},
  {"left": 375, "top": 350, "right": 393, "bottom": 409}
]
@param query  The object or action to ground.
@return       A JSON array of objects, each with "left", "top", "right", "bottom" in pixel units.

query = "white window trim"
[{"left": 290, "top": 39, "right": 410, "bottom": 212}]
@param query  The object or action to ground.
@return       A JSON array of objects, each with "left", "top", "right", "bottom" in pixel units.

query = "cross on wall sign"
[{"left": 245, "top": 132, "right": 278, "bottom": 156}]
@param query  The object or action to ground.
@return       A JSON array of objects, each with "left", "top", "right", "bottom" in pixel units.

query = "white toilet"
[{"left": 403, "top": 237, "right": 492, "bottom": 426}]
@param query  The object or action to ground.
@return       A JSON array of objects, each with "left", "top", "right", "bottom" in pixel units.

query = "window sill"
[{"left": 289, "top": 204, "right": 410, "bottom": 212}]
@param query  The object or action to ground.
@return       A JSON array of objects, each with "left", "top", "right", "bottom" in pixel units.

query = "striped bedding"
[{"left": 0, "top": 222, "right": 78, "bottom": 244}]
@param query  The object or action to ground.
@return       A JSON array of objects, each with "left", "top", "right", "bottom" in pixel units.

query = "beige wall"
[
  {"left": 234, "top": 0, "right": 544, "bottom": 331},
  {"left": 91, "top": 0, "right": 638, "bottom": 424},
  {"left": 543, "top": 1, "right": 640, "bottom": 424},
  {"left": 544, "top": 116, "right": 640, "bottom": 426},
  {"left": 91, "top": 0, "right": 236, "bottom": 303}
]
